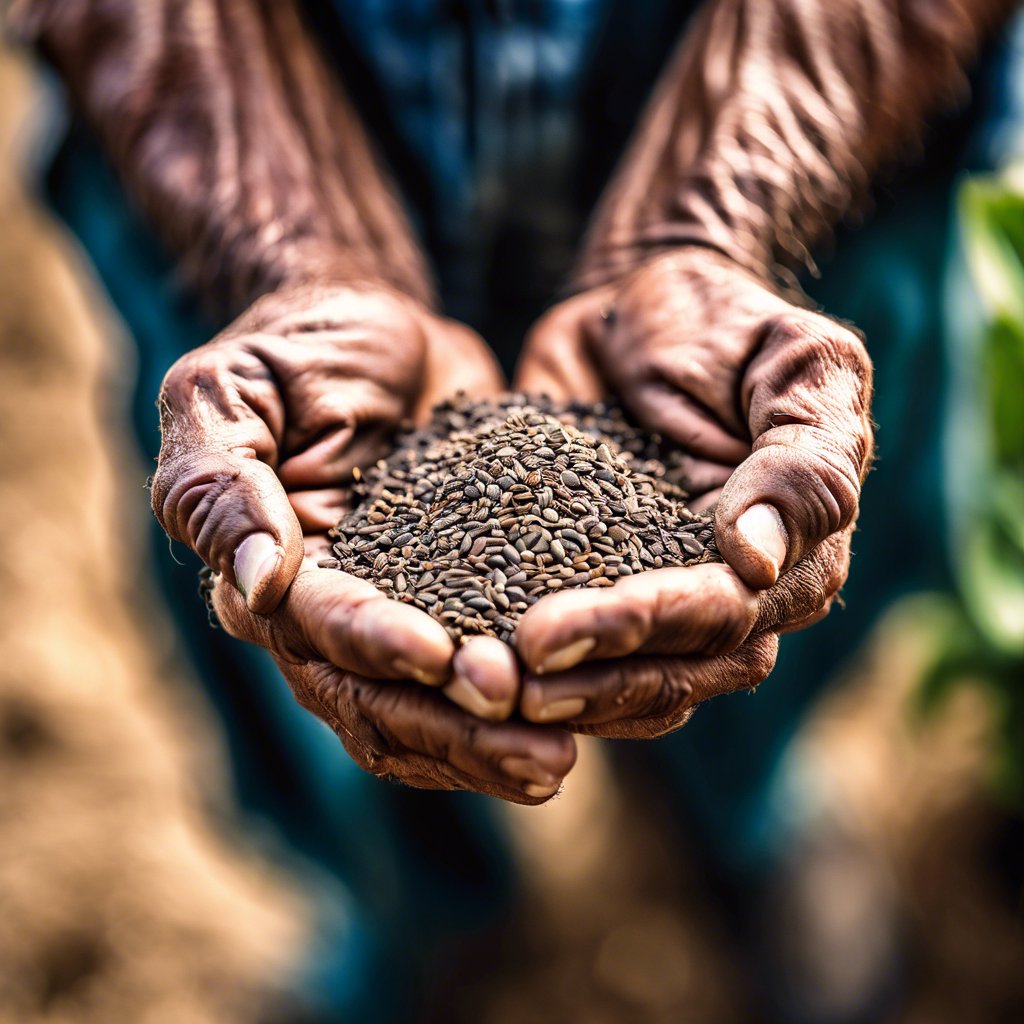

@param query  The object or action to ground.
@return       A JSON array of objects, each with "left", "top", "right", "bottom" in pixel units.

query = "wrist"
[
  {"left": 569, "top": 241, "right": 775, "bottom": 304},
  {"left": 571, "top": 226, "right": 743, "bottom": 295},
  {"left": 249, "top": 236, "right": 438, "bottom": 314}
]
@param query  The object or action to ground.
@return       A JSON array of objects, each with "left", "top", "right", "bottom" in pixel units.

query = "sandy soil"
[{"left": 0, "top": 43, "right": 310, "bottom": 1024}]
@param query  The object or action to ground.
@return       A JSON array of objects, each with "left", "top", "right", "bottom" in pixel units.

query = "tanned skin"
[
  {"left": 18, "top": 0, "right": 1017, "bottom": 790},
  {"left": 513, "top": 0, "right": 1016, "bottom": 737}
]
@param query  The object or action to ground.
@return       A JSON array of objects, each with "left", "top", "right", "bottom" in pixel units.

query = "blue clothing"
[{"left": 39, "top": 2, "right": 1020, "bottom": 1018}]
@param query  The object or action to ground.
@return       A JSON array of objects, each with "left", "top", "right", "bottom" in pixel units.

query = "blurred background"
[{"left": 1, "top": 17, "right": 1023, "bottom": 1024}]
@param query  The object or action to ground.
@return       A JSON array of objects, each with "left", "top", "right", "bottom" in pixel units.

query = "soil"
[{"left": 0, "top": 45, "right": 310, "bottom": 1024}]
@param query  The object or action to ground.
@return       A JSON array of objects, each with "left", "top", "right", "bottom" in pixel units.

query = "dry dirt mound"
[{"left": 0, "top": 43, "right": 310, "bottom": 1024}]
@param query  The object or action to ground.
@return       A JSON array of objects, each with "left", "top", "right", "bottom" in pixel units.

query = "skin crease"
[
  {"left": 156, "top": 283, "right": 580, "bottom": 804},
  {"left": 513, "top": 251, "right": 865, "bottom": 737},
  {"left": 510, "top": 0, "right": 1016, "bottom": 737},
  {"left": 21, "top": 0, "right": 1018, "bottom": 795}
]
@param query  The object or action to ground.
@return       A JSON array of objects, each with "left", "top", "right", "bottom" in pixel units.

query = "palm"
[{"left": 510, "top": 248, "right": 872, "bottom": 738}]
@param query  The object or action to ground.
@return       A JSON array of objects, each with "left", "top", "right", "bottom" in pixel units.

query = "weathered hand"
[
  {"left": 209, "top": 559, "right": 576, "bottom": 802},
  {"left": 512, "top": 248, "right": 873, "bottom": 736},
  {"left": 152, "top": 283, "right": 503, "bottom": 612},
  {"left": 152, "top": 284, "right": 576, "bottom": 799}
]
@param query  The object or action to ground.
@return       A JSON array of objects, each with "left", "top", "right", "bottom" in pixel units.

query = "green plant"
[{"left": 916, "top": 166, "right": 1024, "bottom": 804}]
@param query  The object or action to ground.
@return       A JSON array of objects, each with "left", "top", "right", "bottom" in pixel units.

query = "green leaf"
[
  {"left": 959, "top": 513, "right": 1024, "bottom": 655},
  {"left": 960, "top": 178, "right": 1024, "bottom": 324}
]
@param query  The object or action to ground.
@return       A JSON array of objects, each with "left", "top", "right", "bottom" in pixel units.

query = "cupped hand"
[
  {"left": 209, "top": 562, "right": 576, "bottom": 801},
  {"left": 512, "top": 247, "right": 873, "bottom": 737},
  {"left": 152, "top": 283, "right": 502, "bottom": 611},
  {"left": 152, "top": 283, "right": 575, "bottom": 800}
]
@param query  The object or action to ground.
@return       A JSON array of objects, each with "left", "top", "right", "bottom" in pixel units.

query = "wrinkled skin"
[
  {"left": 512, "top": 247, "right": 874, "bottom": 738},
  {"left": 152, "top": 284, "right": 576, "bottom": 803}
]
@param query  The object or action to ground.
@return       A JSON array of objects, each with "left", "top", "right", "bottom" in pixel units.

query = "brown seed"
[
  {"left": 680, "top": 535, "right": 704, "bottom": 557},
  {"left": 328, "top": 395, "right": 717, "bottom": 644}
]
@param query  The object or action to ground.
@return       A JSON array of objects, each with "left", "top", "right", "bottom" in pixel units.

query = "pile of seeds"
[{"left": 322, "top": 395, "right": 720, "bottom": 644}]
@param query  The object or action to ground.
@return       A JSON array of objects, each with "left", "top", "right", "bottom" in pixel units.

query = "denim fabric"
[{"left": 40, "top": 2, "right": 1015, "bottom": 1018}]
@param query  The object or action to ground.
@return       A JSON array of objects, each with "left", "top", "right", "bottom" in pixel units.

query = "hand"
[
  {"left": 152, "top": 284, "right": 576, "bottom": 800},
  {"left": 209, "top": 564, "right": 576, "bottom": 802},
  {"left": 512, "top": 247, "right": 873, "bottom": 737}
]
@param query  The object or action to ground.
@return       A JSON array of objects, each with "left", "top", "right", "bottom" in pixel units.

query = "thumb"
[
  {"left": 151, "top": 346, "right": 304, "bottom": 614},
  {"left": 715, "top": 313, "right": 874, "bottom": 589}
]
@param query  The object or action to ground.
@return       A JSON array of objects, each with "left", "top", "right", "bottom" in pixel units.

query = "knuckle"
[
  {"left": 645, "top": 661, "right": 694, "bottom": 720},
  {"left": 811, "top": 447, "right": 862, "bottom": 525},
  {"left": 159, "top": 350, "right": 204, "bottom": 402},
  {"left": 822, "top": 321, "right": 870, "bottom": 374},
  {"left": 743, "top": 638, "right": 778, "bottom": 688},
  {"left": 155, "top": 454, "right": 241, "bottom": 555},
  {"left": 761, "top": 311, "right": 804, "bottom": 346},
  {"left": 604, "top": 595, "right": 655, "bottom": 652},
  {"left": 335, "top": 675, "right": 404, "bottom": 766},
  {"left": 770, "top": 445, "right": 861, "bottom": 539},
  {"left": 543, "top": 732, "right": 578, "bottom": 778},
  {"left": 159, "top": 348, "right": 231, "bottom": 420}
]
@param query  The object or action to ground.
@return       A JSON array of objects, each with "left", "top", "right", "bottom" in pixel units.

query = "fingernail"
[
  {"left": 524, "top": 782, "right": 561, "bottom": 799},
  {"left": 393, "top": 658, "right": 443, "bottom": 686},
  {"left": 735, "top": 504, "right": 788, "bottom": 582},
  {"left": 234, "top": 532, "right": 281, "bottom": 604},
  {"left": 535, "top": 637, "right": 596, "bottom": 675},
  {"left": 444, "top": 672, "right": 508, "bottom": 720},
  {"left": 499, "top": 756, "right": 559, "bottom": 788},
  {"left": 536, "top": 696, "right": 586, "bottom": 723}
]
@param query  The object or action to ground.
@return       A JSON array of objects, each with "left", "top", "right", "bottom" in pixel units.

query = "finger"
[
  {"left": 212, "top": 562, "right": 455, "bottom": 685},
  {"left": 513, "top": 296, "right": 609, "bottom": 402},
  {"left": 515, "top": 563, "right": 758, "bottom": 684},
  {"left": 752, "top": 528, "right": 853, "bottom": 635},
  {"left": 520, "top": 633, "right": 779, "bottom": 737},
  {"left": 152, "top": 344, "right": 303, "bottom": 614},
  {"left": 616, "top": 375, "right": 753, "bottom": 466},
  {"left": 288, "top": 487, "right": 350, "bottom": 532},
  {"left": 444, "top": 636, "right": 520, "bottom": 721},
  {"left": 715, "top": 313, "right": 874, "bottom": 588},
  {"left": 292, "top": 661, "right": 577, "bottom": 802}
]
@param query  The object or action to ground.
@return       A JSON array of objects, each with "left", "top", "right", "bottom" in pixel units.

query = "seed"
[
  {"left": 560, "top": 528, "right": 588, "bottom": 549},
  {"left": 680, "top": 535, "right": 705, "bottom": 557},
  {"left": 327, "top": 395, "right": 718, "bottom": 643}
]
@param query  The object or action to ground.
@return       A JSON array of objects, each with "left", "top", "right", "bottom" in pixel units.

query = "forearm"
[
  {"left": 576, "top": 0, "right": 1017, "bottom": 291},
  {"left": 13, "top": 0, "right": 434, "bottom": 312}
]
